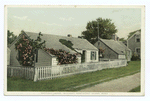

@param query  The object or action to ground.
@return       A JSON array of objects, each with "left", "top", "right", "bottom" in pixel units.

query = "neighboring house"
[
  {"left": 8, "top": 31, "right": 98, "bottom": 66},
  {"left": 94, "top": 38, "right": 132, "bottom": 61},
  {"left": 7, "top": 47, "right": 11, "bottom": 66},
  {"left": 127, "top": 30, "right": 141, "bottom": 58}
]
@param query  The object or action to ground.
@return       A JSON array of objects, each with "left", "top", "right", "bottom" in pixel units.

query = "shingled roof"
[
  {"left": 95, "top": 38, "right": 131, "bottom": 55},
  {"left": 25, "top": 31, "right": 98, "bottom": 54}
]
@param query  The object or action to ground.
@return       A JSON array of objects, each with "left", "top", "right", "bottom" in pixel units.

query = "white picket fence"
[
  {"left": 34, "top": 60, "right": 127, "bottom": 81},
  {"left": 7, "top": 66, "right": 34, "bottom": 80},
  {"left": 7, "top": 60, "right": 127, "bottom": 82}
]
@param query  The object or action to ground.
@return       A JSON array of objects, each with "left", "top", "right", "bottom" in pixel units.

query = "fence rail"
[
  {"left": 7, "top": 66, "right": 34, "bottom": 80},
  {"left": 34, "top": 60, "right": 127, "bottom": 81},
  {"left": 7, "top": 60, "right": 127, "bottom": 82}
]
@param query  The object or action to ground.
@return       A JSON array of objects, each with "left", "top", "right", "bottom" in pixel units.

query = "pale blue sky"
[{"left": 7, "top": 7, "right": 141, "bottom": 39}]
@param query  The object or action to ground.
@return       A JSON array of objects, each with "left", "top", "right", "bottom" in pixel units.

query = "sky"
[{"left": 7, "top": 7, "right": 141, "bottom": 39}]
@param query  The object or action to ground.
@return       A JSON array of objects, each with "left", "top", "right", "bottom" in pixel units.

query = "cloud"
[
  {"left": 13, "top": 16, "right": 28, "bottom": 20},
  {"left": 59, "top": 17, "right": 74, "bottom": 21},
  {"left": 40, "top": 22, "right": 62, "bottom": 26},
  {"left": 13, "top": 16, "right": 32, "bottom": 22}
]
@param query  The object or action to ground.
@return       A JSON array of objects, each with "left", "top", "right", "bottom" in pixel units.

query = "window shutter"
[{"left": 36, "top": 49, "right": 38, "bottom": 62}]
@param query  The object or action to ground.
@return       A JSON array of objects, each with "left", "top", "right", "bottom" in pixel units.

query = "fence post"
[
  {"left": 109, "top": 60, "right": 111, "bottom": 68},
  {"left": 59, "top": 66, "right": 61, "bottom": 75},
  {"left": 11, "top": 68, "right": 13, "bottom": 77},
  {"left": 34, "top": 67, "right": 38, "bottom": 82}
]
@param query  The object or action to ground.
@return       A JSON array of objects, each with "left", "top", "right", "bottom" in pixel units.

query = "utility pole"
[{"left": 98, "top": 21, "right": 99, "bottom": 41}]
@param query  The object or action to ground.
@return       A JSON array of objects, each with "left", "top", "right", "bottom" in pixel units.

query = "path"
[{"left": 79, "top": 72, "right": 140, "bottom": 92}]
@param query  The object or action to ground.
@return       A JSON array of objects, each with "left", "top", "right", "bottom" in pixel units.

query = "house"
[
  {"left": 7, "top": 47, "right": 11, "bottom": 66},
  {"left": 127, "top": 30, "right": 141, "bottom": 58},
  {"left": 8, "top": 31, "right": 98, "bottom": 66},
  {"left": 94, "top": 38, "right": 132, "bottom": 61}
]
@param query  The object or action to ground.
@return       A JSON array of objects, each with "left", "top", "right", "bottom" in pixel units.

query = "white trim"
[{"left": 75, "top": 48, "right": 98, "bottom": 52}]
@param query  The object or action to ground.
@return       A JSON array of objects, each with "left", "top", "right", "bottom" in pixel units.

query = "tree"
[
  {"left": 7, "top": 30, "right": 17, "bottom": 46},
  {"left": 128, "top": 29, "right": 141, "bottom": 39},
  {"left": 82, "top": 18, "right": 117, "bottom": 44},
  {"left": 119, "top": 38, "right": 126, "bottom": 42},
  {"left": 15, "top": 30, "right": 46, "bottom": 66}
]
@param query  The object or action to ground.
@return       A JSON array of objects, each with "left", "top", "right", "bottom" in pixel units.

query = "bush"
[
  {"left": 44, "top": 48, "right": 80, "bottom": 65},
  {"left": 131, "top": 53, "right": 140, "bottom": 61}
]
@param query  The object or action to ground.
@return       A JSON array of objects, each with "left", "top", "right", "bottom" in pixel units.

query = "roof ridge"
[{"left": 25, "top": 31, "right": 85, "bottom": 40}]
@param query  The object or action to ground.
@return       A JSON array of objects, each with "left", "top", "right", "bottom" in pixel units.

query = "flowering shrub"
[
  {"left": 44, "top": 48, "right": 80, "bottom": 65},
  {"left": 15, "top": 31, "right": 46, "bottom": 66},
  {"left": 15, "top": 35, "right": 34, "bottom": 66},
  {"left": 99, "top": 47, "right": 105, "bottom": 58}
]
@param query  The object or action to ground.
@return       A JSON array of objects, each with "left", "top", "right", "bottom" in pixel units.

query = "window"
[
  {"left": 136, "top": 48, "right": 140, "bottom": 53},
  {"left": 135, "top": 34, "right": 140, "bottom": 42},
  {"left": 91, "top": 51, "right": 96, "bottom": 60},
  {"left": 136, "top": 38, "right": 140, "bottom": 42},
  {"left": 32, "top": 49, "right": 38, "bottom": 63}
]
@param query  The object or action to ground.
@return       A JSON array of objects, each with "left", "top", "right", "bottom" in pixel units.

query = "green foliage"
[
  {"left": 119, "top": 38, "right": 126, "bottom": 42},
  {"left": 59, "top": 39, "right": 74, "bottom": 50},
  {"left": 82, "top": 17, "right": 118, "bottom": 44},
  {"left": 128, "top": 29, "right": 141, "bottom": 39},
  {"left": 129, "top": 85, "right": 141, "bottom": 92},
  {"left": 15, "top": 31, "right": 46, "bottom": 66},
  {"left": 99, "top": 47, "right": 105, "bottom": 58},
  {"left": 44, "top": 48, "right": 79, "bottom": 65},
  {"left": 131, "top": 52, "right": 140, "bottom": 61},
  {"left": 7, "top": 30, "right": 17, "bottom": 45}
]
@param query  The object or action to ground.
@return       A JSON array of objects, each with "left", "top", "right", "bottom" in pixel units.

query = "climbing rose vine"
[
  {"left": 44, "top": 48, "right": 80, "bottom": 65},
  {"left": 99, "top": 47, "right": 105, "bottom": 54},
  {"left": 15, "top": 31, "right": 46, "bottom": 66}
]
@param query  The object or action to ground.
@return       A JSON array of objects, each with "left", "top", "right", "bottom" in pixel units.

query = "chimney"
[
  {"left": 117, "top": 37, "right": 119, "bottom": 41},
  {"left": 67, "top": 34, "right": 72, "bottom": 37}
]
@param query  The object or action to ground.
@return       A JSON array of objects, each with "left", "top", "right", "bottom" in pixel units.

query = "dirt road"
[{"left": 79, "top": 72, "right": 140, "bottom": 92}]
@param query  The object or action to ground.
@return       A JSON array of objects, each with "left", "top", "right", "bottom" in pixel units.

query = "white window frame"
[
  {"left": 135, "top": 47, "right": 140, "bottom": 53},
  {"left": 135, "top": 34, "right": 140, "bottom": 42},
  {"left": 91, "top": 51, "right": 96, "bottom": 60}
]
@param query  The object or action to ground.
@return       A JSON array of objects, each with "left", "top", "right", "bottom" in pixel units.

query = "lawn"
[
  {"left": 7, "top": 61, "right": 141, "bottom": 91},
  {"left": 129, "top": 85, "right": 141, "bottom": 92}
]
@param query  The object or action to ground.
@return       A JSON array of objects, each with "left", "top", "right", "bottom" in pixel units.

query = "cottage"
[
  {"left": 94, "top": 38, "right": 132, "bottom": 61},
  {"left": 8, "top": 31, "right": 98, "bottom": 66},
  {"left": 127, "top": 30, "right": 141, "bottom": 58}
]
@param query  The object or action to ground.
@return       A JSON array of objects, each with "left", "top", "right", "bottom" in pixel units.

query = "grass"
[
  {"left": 7, "top": 61, "right": 141, "bottom": 91},
  {"left": 129, "top": 85, "right": 141, "bottom": 92}
]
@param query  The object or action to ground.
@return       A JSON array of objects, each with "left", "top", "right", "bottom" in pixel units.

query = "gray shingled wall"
[
  {"left": 94, "top": 41, "right": 118, "bottom": 59},
  {"left": 128, "top": 33, "right": 141, "bottom": 57},
  {"left": 35, "top": 49, "right": 52, "bottom": 66}
]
